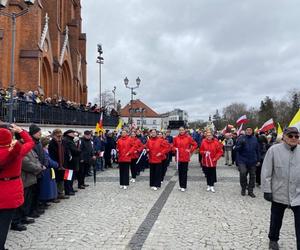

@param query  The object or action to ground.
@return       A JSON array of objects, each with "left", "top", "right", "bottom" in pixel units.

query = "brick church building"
[{"left": 0, "top": 0, "right": 87, "bottom": 104}]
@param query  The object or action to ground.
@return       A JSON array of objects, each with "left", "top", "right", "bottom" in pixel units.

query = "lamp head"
[
  {"left": 97, "top": 44, "right": 103, "bottom": 54},
  {"left": 136, "top": 77, "right": 141, "bottom": 86},
  {"left": 124, "top": 77, "right": 129, "bottom": 86}
]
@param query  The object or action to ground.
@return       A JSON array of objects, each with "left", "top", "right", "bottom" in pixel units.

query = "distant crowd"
[{"left": 0, "top": 88, "right": 121, "bottom": 116}]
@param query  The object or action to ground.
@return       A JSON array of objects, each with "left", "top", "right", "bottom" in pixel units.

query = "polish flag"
[
  {"left": 64, "top": 169, "right": 73, "bottom": 181},
  {"left": 259, "top": 118, "right": 275, "bottom": 132},
  {"left": 236, "top": 115, "right": 249, "bottom": 125},
  {"left": 99, "top": 112, "right": 103, "bottom": 129}
]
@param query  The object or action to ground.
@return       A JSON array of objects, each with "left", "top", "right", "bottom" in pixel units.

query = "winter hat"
[
  {"left": 0, "top": 128, "right": 12, "bottom": 146},
  {"left": 29, "top": 124, "right": 41, "bottom": 136}
]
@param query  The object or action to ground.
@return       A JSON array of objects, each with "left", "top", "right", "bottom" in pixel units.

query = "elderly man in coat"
[{"left": 262, "top": 127, "right": 300, "bottom": 250}]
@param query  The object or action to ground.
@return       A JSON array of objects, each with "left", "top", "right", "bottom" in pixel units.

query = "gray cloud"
[{"left": 82, "top": 0, "right": 300, "bottom": 121}]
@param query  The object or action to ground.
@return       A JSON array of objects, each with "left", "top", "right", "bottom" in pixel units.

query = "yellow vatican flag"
[
  {"left": 289, "top": 109, "right": 300, "bottom": 130},
  {"left": 95, "top": 122, "right": 100, "bottom": 134}
]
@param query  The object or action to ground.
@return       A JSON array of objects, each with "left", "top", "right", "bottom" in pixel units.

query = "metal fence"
[{"left": 0, "top": 100, "right": 119, "bottom": 127}]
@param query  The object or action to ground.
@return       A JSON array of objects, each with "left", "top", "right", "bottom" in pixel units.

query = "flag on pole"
[
  {"left": 259, "top": 118, "right": 275, "bottom": 132},
  {"left": 277, "top": 123, "right": 283, "bottom": 140},
  {"left": 289, "top": 109, "right": 300, "bottom": 130},
  {"left": 236, "top": 115, "right": 249, "bottom": 125},
  {"left": 115, "top": 119, "right": 123, "bottom": 132},
  {"left": 64, "top": 169, "right": 73, "bottom": 181},
  {"left": 95, "top": 112, "right": 104, "bottom": 134},
  {"left": 237, "top": 123, "right": 243, "bottom": 136}
]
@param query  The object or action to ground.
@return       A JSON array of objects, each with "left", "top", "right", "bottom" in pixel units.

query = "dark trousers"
[
  {"left": 269, "top": 202, "right": 300, "bottom": 249},
  {"left": 64, "top": 177, "right": 74, "bottom": 195},
  {"left": 78, "top": 162, "right": 90, "bottom": 187},
  {"left": 104, "top": 156, "right": 112, "bottom": 168},
  {"left": 149, "top": 163, "right": 162, "bottom": 188},
  {"left": 130, "top": 159, "right": 137, "bottom": 179},
  {"left": 178, "top": 162, "right": 189, "bottom": 189},
  {"left": 239, "top": 163, "right": 256, "bottom": 193},
  {"left": 203, "top": 166, "right": 217, "bottom": 186},
  {"left": 256, "top": 163, "right": 262, "bottom": 186},
  {"left": 161, "top": 159, "right": 168, "bottom": 182},
  {"left": 0, "top": 208, "right": 15, "bottom": 250},
  {"left": 119, "top": 162, "right": 130, "bottom": 186},
  {"left": 12, "top": 187, "right": 32, "bottom": 225}
]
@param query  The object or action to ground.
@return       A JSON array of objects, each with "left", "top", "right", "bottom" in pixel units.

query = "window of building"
[
  {"left": 143, "top": 120, "right": 146, "bottom": 125},
  {"left": 137, "top": 120, "right": 140, "bottom": 125},
  {"left": 153, "top": 120, "right": 156, "bottom": 125}
]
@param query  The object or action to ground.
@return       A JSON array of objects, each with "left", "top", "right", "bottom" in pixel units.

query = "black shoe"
[
  {"left": 11, "top": 223, "right": 27, "bottom": 231},
  {"left": 21, "top": 217, "right": 35, "bottom": 224},
  {"left": 51, "top": 199, "right": 61, "bottom": 203},
  {"left": 58, "top": 194, "right": 70, "bottom": 199},
  {"left": 66, "top": 192, "right": 75, "bottom": 196},
  {"left": 241, "top": 190, "right": 246, "bottom": 196},
  {"left": 83, "top": 184, "right": 89, "bottom": 187},
  {"left": 28, "top": 211, "right": 40, "bottom": 218},
  {"left": 248, "top": 192, "right": 256, "bottom": 198},
  {"left": 78, "top": 186, "right": 85, "bottom": 189},
  {"left": 73, "top": 190, "right": 78, "bottom": 192},
  {"left": 269, "top": 240, "right": 279, "bottom": 250}
]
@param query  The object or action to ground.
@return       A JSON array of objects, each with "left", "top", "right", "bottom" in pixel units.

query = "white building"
[
  {"left": 161, "top": 109, "right": 189, "bottom": 130},
  {"left": 120, "top": 99, "right": 162, "bottom": 130}
]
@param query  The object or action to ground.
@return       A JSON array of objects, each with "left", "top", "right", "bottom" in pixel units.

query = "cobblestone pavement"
[{"left": 6, "top": 155, "right": 296, "bottom": 250}]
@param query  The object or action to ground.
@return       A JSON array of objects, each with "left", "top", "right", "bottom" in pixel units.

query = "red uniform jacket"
[
  {"left": 146, "top": 137, "right": 170, "bottom": 164},
  {"left": 173, "top": 134, "right": 198, "bottom": 162},
  {"left": 116, "top": 136, "right": 135, "bottom": 163},
  {"left": 200, "top": 138, "right": 223, "bottom": 167},
  {"left": 130, "top": 137, "right": 145, "bottom": 160},
  {"left": 0, "top": 130, "right": 34, "bottom": 209}
]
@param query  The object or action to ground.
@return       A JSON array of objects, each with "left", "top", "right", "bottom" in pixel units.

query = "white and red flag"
[
  {"left": 236, "top": 115, "right": 249, "bottom": 125},
  {"left": 64, "top": 169, "right": 73, "bottom": 181},
  {"left": 259, "top": 118, "right": 275, "bottom": 132}
]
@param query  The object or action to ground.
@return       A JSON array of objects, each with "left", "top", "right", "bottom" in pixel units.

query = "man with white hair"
[{"left": 262, "top": 127, "right": 300, "bottom": 250}]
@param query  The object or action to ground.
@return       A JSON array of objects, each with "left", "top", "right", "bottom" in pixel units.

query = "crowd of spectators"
[{"left": 0, "top": 88, "right": 120, "bottom": 117}]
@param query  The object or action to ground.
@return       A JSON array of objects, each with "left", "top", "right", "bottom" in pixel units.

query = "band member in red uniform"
[
  {"left": 173, "top": 127, "right": 198, "bottom": 192},
  {"left": 116, "top": 130, "right": 135, "bottom": 190},
  {"left": 199, "top": 130, "right": 223, "bottom": 193},
  {"left": 158, "top": 132, "right": 171, "bottom": 184},
  {"left": 129, "top": 130, "right": 144, "bottom": 183},
  {"left": 146, "top": 129, "right": 169, "bottom": 191},
  {"left": 0, "top": 125, "right": 34, "bottom": 250}
]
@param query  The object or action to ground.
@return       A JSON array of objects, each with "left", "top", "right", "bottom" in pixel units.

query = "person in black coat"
[
  {"left": 78, "top": 131, "right": 96, "bottom": 189},
  {"left": 104, "top": 131, "right": 116, "bottom": 168},
  {"left": 62, "top": 130, "right": 81, "bottom": 195},
  {"left": 48, "top": 129, "right": 69, "bottom": 200}
]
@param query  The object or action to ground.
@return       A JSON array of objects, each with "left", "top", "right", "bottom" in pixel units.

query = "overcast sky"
[{"left": 81, "top": 0, "right": 300, "bottom": 121}]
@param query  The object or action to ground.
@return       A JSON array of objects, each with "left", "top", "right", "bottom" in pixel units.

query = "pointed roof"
[{"left": 120, "top": 99, "right": 160, "bottom": 118}]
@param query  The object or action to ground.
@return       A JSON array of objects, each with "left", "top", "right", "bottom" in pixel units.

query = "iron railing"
[{"left": 0, "top": 99, "right": 119, "bottom": 127}]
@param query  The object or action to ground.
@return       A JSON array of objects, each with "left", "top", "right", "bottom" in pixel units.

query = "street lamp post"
[
  {"left": 96, "top": 44, "right": 104, "bottom": 108},
  {"left": 124, "top": 77, "right": 141, "bottom": 126},
  {"left": 112, "top": 86, "right": 116, "bottom": 109},
  {"left": 0, "top": 0, "right": 36, "bottom": 123}
]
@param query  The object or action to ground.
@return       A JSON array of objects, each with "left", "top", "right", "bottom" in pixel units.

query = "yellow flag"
[
  {"left": 277, "top": 123, "right": 283, "bottom": 135},
  {"left": 51, "top": 168, "right": 56, "bottom": 179},
  {"left": 254, "top": 127, "right": 259, "bottom": 133},
  {"left": 289, "top": 109, "right": 300, "bottom": 130},
  {"left": 115, "top": 119, "right": 123, "bottom": 132},
  {"left": 95, "top": 122, "right": 100, "bottom": 133}
]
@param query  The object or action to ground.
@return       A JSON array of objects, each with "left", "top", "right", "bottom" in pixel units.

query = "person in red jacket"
[
  {"left": 158, "top": 132, "right": 171, "bottom": 183},
  {"left": 199, "top": 131, "right": 223, "bottom": 193},
  {"left": 146, "top": 129, "right": 170, "bottom": 191},
  {"left": 173, "top": 127, "right": 198, "bottom": 192},
  {"left": 0, "top": 124, "right": 34, "bottom": 250},
  {"left": 116, "top": 129, "right": 135, "bottom": 189},
  {"left": 129, "top": 130, "right": 144, "bottom": 183}
]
